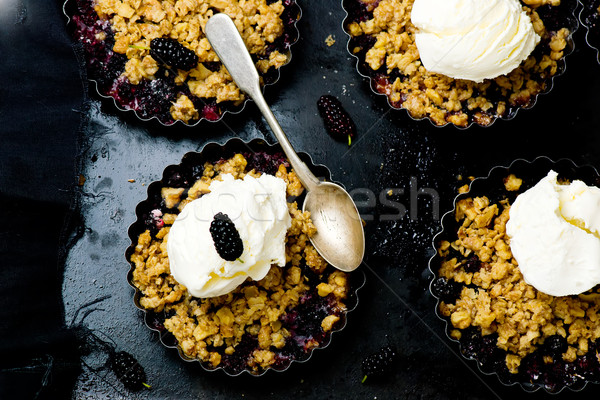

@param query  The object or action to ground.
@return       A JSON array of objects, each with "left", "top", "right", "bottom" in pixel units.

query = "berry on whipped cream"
[{"left": 167, "top": 173, "right": 291, "bottom": 298}]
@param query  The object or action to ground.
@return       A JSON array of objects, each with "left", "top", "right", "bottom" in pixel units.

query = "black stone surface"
[{"left": 2, "top": 0, "right": 600, "bottom": 398}]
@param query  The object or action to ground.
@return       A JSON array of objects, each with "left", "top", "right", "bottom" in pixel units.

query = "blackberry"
[
  {"left": 150, "top": 38, "right": 198, "bottom": 71},
  {"left": 543, "top": 335, "right": 567, "bottom": 357},
  {"left": 462, "top": 255, "right": 481, "bottom": 273},
  {"left": 210, "top": 213, "right": 244, "bottom": 261},
  {"left": 135, "top": 78, "right": 177, "bottom": 122},
  {"left": 361, "top": 345, "right": 398, "bottom": 382},
  {"left": 116, "top": 81, "right": 135, "bottom": 104},
  {"left": 430, "top": 277, "right": 463, "bottom": 303},
  {"left": 110, "top": 351, "right": 149, "bottom": 391},
  {"left": 317, "top": 95, "right": 357, "bottom": 145}
]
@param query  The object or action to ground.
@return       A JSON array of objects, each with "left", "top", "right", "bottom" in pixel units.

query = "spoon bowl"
[
  {"left": 205, "top": 13, "right": 365, "bottom": 271},
  {"left": 303, "top": 182, "right": 365, "bottom": 271}
]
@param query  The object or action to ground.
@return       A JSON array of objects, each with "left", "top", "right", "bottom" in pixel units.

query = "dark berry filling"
[
  {"left": 462, "top": 255, "right": 482, "bottom": 273},
  {"left": 243, "top": 151, "right": 289, "bottom": 176},
  {"left": 219, "top": 334, "right": 259, "bottom": 374},
  {"left": 430, "top": 277, "right": 462, "bottom": 304}
]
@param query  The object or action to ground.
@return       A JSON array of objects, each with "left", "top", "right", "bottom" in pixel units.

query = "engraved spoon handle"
[{"left": 205, "top": 13, "right": 320, "bottom": 192}]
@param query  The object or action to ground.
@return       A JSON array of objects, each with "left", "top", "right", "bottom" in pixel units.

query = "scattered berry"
[
  {"left": 210, "top": 212, "right": 244, "bottom": 261},
  {"left": 150, "top": 38, "right": 198, "bottom": 71},
  {"left": 110, "top": 351, "right": 150, "bottom": 391},
  {"left": 361, "top": 345, "right": 398, "bottom": 382},
  {"left": 317, "top": 95, "right": 357, "bottom": 145},
  {"left": 430, "top": 277, "right": 463, "bottom": 303}
]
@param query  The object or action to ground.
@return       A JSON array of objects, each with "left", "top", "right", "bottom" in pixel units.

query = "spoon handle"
[{"left": 205, "top": 13, "right": 320, "bottom": 192}]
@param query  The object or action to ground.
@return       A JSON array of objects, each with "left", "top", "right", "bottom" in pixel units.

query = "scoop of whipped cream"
[
  {"left": 411, "top": 0, "right": 540, "bottom": 83},
  {"left": 167, "top": 173, "right": 291, "bottom": 298},
  {"left": 506, "top": 171, "right": 600, "bottom": 296}
]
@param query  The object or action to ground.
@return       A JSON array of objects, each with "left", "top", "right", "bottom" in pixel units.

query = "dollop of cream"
[
  {"left": 411, "top": 0, "right": 540, "bottom": 82},
  {"left": 167, "top": 173, "right": 291, "bottom": 298},
  {"left": 506, "top": 171, "right": 600, "bottom": 296}
]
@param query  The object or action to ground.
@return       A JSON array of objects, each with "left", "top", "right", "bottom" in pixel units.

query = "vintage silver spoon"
[{"left": 205, "top": 13, "right": 364, "bottom": 272}]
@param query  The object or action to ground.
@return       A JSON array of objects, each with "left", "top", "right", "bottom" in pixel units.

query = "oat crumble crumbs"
[
  {"left": 458, "top": 184, "right": 469, "bottom": 194},
  {"left": 130, "top": 154, "right": 349, "bottom": 372},
  {"left": 94, "top": 0, "right": 291, "bottom": 123},
  {"left": 503, "top": 174, "right": 523, "bottom": 191},
  {"left": 438, "top": 187, "right": 600, "bottom": 374},
  {"left": 325, "top": 34, "right": 336, "bottom": 47},
  {"left": 346, "top": 0, "right": 569, "bottom": 127}
]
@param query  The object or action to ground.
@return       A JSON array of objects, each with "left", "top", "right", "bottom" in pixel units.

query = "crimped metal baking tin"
[{"left": 429, "top": 156, "right": 600, "bottom": 393}]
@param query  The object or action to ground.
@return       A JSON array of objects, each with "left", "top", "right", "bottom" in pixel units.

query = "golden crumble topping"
[
  {"left": 346, "top": 0, "right": 569, "bottom": 127},
  {"left": 130, "top": 154, "right": 349, "bottom": 372},
  {"left": 437, "top": 187, "right": 600, "bottom": 374},
  {"left": 94, "top": 0, "right": 292, "bottom": 123}
]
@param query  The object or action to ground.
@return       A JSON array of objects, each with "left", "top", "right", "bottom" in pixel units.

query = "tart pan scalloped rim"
[
  {"left": 341, "top": 0, "right": 580, "bottom": 129},
  {"left": 125, "top": 137, "right": 366, "bottom": 376},
  {"left": 428, "top": 156, "right": 600, "bottom": 393},
  {"left": 579, "top": 0, "right": 600, "bottom": 64},
  {"left": 62, "top": 0, "right": 302, "bottom": 127}
]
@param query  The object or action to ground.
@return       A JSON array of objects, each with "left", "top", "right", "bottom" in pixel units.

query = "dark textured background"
[{"left": 2, "top": 0, "right": 600, "bottom": 398}]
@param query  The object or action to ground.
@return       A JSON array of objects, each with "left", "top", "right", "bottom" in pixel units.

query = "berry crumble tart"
[
  {"left": 431, "top": 158, "right": 600, "bottom": 392},
  {"left": 66, "top": 0, "right": 300, "bottom": 124},
  {"left": 126, "top": 142, "right": 360, "bottom": 375},
  {"left": 343, "top": 0, "right": 576, "bottom": 127}
]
